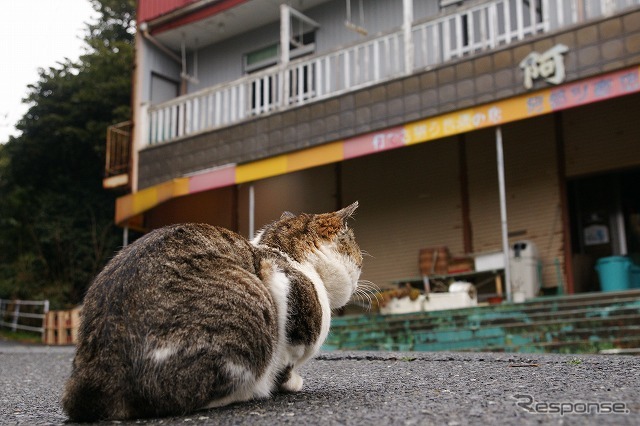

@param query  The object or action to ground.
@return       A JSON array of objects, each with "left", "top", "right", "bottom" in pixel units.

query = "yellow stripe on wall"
[
  {"left": 235, "top": 155, "right": 288, "bottom": 183},
  {"left": 287, "top": 141, "right": 344, "bottom": 172},
  {"left": 132, "top": 186, "right": 158, "bottom": 218},
  {"left": 115, "top": 194, "right": 134, "bottom": 224},
  {"left": 156, "top": 178, "right": 190, "bottom": 202}
]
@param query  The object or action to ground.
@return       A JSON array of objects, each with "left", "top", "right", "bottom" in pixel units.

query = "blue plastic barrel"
[
  {"left": 595, "top": 256, "right": 632, "bottom": 292},
  {"left": 630, "top": 264, "right": 640, "bottom": 289}
]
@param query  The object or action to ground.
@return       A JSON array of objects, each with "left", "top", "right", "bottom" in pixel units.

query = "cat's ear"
[
  {"left": 336, "top": 201, "right": 358, "bottom": 222},
  {"left": 316, "top": 202, "right": 358, "bottom": 238},
  {"left": 280, "top": 211, "right": 295, "bottom": 220}
]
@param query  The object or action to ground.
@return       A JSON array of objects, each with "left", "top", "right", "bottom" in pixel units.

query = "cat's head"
[{"left": 253, "top": 202, "right": 363, "bottom": 309}]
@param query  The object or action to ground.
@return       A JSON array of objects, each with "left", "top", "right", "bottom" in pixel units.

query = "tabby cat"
[{"left": 62, "top": 202, "right": 362, "bottom": 421}]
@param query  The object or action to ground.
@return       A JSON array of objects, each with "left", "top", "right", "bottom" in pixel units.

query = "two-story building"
[{"left": 105, "top": 0, "right": 640, "bottom": 300}]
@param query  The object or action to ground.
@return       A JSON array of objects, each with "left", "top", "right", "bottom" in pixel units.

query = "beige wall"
[
  {"left": 237, "top": 165, "right": 338, "bottom": 239},
  {"left": 340, "top": 114, "right": 565, "bottom": 291},
  {"left": 145, "top": 187, "right": 236, "bottom": 231},
  {"left": 342, "top": 137, "right": 464, "bottom": 289},
  {"left": 466, "top": 116, "right": 564, "bottom": 289}
]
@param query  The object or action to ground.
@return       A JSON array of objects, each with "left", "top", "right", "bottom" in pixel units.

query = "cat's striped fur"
[{"left": 62, "top": 202, "right": 362, "bottom": 421}]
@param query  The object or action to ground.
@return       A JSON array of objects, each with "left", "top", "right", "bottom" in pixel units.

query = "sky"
[{"left": 0, "top": 0, "right": 98, "bottom": 143}]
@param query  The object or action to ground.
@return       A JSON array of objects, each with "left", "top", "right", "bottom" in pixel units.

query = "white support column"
[
  {"left": 280, "top": 4, "right": 291, "bottom": 105},
  {"left": 280, "top": 4, "right": 291, "bottom": 66},
  {"left": 249, "top": 184, "right": 256, "bottom": 240},
  {"left": 614, "top": 181, "right": 628, "bottom": 255},
  {"left": 123, "top": 226, "right": 129, "bottom": 247},
  {"left": 402, "top": 0, "right": 414, "bottom": 74},
  {"left": 131, "top": 102, "right": 149, "bottom": 193},
  {"left": 496, "top": 126, "right": 512, "bottom": 302}
]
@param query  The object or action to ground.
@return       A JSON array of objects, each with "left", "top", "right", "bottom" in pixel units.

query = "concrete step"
[
  {"left": 325, "top": 290, "right": 640, "bottom": 354},
  {"left": 335, "top": 291, "right": 640, "bottom": 329},
  {"left": 326, "top": 318, "right": 640, "bottom": 351},
  {"left": 330, "top": 300, "right": 640, "bottom": 334}
]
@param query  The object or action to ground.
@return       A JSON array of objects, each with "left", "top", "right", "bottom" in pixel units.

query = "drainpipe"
[{"left": 139, "top": 22, "right": 182, "bottom": 64}]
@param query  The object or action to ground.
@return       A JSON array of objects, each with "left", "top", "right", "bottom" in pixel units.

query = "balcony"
[
  {"left": 104, "top": 121, "right": 132, "bottom": 189},
  {"left": 146, "top": 0, "right": 639, "bottom": 146}
]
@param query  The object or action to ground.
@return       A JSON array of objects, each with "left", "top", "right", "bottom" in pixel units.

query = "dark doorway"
[{"left": 568, "top": 168, "right": 640, "bottom": 292}]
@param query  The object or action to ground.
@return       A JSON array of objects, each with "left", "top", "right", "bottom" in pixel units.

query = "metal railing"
[
  {"left": 0, "top": 299, "right": 50, "bottom": 338},
  {"left": 105, "top": 120, "right": 132, "bottom": 177},
  {"left": 147, "top": 0, "right": 640, "bottom": 145}
]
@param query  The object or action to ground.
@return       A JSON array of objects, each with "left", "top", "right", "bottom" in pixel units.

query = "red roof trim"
[
  {"left": 150, "top": 0, "right": 250, "bottom": 34},
  {"left": 138, "top": 0, "right": 198, "bottom": 23}
]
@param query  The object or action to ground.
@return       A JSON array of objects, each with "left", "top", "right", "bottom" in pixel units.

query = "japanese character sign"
[{"left": 519, "top": 44, "right": 569, "bottom": 90}]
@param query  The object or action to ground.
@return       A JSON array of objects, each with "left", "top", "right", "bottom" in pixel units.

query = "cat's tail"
[{"left": 62, "top": 371, "right": 118, "bottom": 422}]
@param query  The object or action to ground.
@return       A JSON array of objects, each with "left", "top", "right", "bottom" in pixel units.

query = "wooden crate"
[
  {"left": 447, "top": 257, "right": 475, "bottom": 274},
  {"left": 43, "top": 307, "right": 81, "bottom": 345},
  {"left": 419, "top": 246, "right": 450, "bottom": 275}
]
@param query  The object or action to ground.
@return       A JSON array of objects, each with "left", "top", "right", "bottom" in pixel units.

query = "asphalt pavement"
[{"left": 0, "top": 339, "right": 638, "bottom": 425}]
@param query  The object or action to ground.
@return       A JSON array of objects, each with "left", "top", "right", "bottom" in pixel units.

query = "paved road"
[{"left": 0, "top": 340, "right": 638, "bottom": 425}]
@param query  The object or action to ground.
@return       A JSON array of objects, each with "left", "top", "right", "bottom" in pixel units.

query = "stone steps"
[{"left": 325, "top": 289, "right": 640, "bottom": 354}]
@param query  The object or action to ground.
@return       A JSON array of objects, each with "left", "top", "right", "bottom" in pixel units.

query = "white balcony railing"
[{"left": 147, "top": 0, "right": 639, "bottom": 145}]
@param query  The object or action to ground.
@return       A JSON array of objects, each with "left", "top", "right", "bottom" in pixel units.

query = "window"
[
  {"left": 245, "top": 44, "right": 280, "bottom": 73},
  {"left": 150, "top": 73, "right": 179, "bottom": 104},
  {"left": 243, "top": 31, "right": 316, "bottom": 73},
  {"left": 245, "top": 31, "right": 316, "bottom": 113},
  {"left": 440, "top": 0, "right": 463, "bottom": 8}
]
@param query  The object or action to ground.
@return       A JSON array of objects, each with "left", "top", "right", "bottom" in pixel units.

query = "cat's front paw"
[{"left": 280, "top": 371, "right": 304, "bottom": 392}]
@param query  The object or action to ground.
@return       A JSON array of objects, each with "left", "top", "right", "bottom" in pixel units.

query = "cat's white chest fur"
[
  {"left": 204, "top": 254, "right": 330, "bottom": 409},
  {"left": 261, "top": 253, "right": 332, "bottom": 374}
]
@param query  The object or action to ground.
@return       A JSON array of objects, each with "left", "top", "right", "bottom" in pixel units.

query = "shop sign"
[{"left": 519, "top": 44, "right": 569, "bottom": 89}]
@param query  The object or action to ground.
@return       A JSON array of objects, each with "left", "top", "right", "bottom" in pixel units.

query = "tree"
[{"left": 0, "top": 0, "right": 135, "bottom": 307}]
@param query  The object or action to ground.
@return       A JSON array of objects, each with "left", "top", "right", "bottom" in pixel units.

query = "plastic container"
[
  {"left": 595, "top": 256, "right": 632, "bottom": 292},
  {"left": 510, "top": 240, "right": 540, "bottom": 301},
  {"left": 630, "top": 264, "right": 640, "bottom": 289}
]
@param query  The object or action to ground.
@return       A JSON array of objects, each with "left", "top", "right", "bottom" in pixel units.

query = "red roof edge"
[
  {"left": 148, "top": 0, "right": 250, "bottom": 34},
  {"left": 138, "top": 0, "right": 199, "bottom": 23}
]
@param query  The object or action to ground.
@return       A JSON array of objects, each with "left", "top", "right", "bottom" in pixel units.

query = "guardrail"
[
  {"left": 147, "top": 0, "right": 640, "bottom": 145},
  {"left": 0, "top": 299, "right": 50, "bottom": 339}
]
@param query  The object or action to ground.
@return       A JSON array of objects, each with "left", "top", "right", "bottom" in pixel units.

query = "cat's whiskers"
[
  {"left": 350, "top": 279, "right": 380, "bottom": 311},
  {"left": 357, "top": 279, "right": 380, "bottom": 293},
  {"left": 353, "top": 286, "right": 371, "bottom": 305},
  {"left": 360, "top": 249, "right": 374, "bottom": 259}
]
